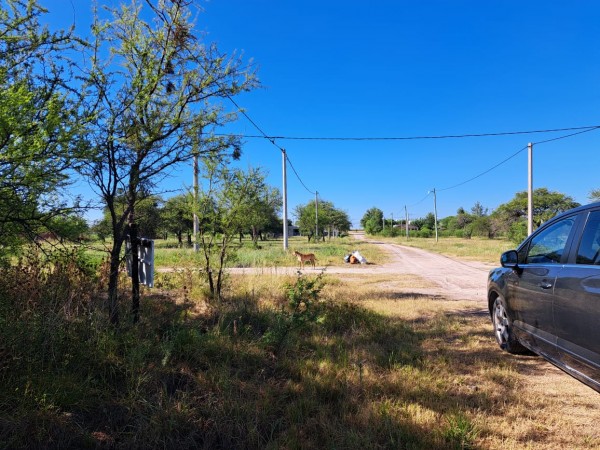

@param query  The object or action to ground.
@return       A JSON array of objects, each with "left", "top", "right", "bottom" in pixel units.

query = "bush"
[{"left": 417, "top": 227, "right": 433, "bottom": 238}]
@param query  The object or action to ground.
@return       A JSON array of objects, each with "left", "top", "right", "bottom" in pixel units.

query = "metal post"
[
  {"left": 528, "top": 142, "right": 533, "bottom": 236},
  {"left": 433, "top": 188, "right": 439, "bottom": 243},
  {"left": 282, "top": 149, "right": 288, "bottom": 251}
]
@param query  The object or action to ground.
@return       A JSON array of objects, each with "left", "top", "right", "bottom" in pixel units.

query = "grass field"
[
  {"left": 382, "top": 235, "right": 516, "bottom": 265},
  {"left": 1, "top": 236, "right": 597, "bottom": 449}
]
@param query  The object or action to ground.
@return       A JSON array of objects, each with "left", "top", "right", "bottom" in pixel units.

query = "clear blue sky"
[{"left": 47, "top": 1, "right": 600, "bottom": 226}]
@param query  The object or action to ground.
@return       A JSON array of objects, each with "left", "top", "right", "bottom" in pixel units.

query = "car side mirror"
[{"left": 501, "top": 250, "right": 519, "bottom": 269}]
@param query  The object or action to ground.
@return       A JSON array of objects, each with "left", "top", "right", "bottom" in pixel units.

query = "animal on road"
[{"left": 293, "top": 251, "right": 316, "bottom": 269}]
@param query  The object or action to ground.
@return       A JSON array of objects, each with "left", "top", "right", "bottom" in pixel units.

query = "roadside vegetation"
[
  {"left": 385, "top": 236, "right": 513, "bottom": 265},
  {"left": 1, "top": 245, "right": 598, "bottom": 449}
]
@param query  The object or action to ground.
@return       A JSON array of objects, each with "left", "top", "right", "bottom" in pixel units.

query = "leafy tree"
[
  {"left": 0, "top": 0, "right": 85, "bottom": 258},
  {"left": 79, "top": 0, "right": 257, "bottom": 323},
  {"left": 48, "top": 214, "right": 89, "bottom": 243},
  {"left": 589, "top": 189, "right": 600, "bottom": 202},
  {"left": 492, "top": 188, "right": 580, "bottom": 243},
  {"left": 236, "top": 171, "right": 282, "bottom": 244},
  {"left": 196, "top": 160, "right": 272, "bottom": 300},
  {"left": 161, "top": 194, "right": 194, "bottom": 247},
  {"left": 360, "top": 207, "right": 383, "bottom": 234},
  {"left": 295, "top": 200, "right": 350, "bottom": 241}
]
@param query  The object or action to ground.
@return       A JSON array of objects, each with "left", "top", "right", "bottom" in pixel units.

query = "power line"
[
  {"left": 286, "top": 153, "right": 315, "bottom": 195},
  {"left": 220, "top": 90, "right": 316, "bottom": 194},
  {"left": 438, "top": 146, "right": 528, "bottom": 192},
  {"left": 437, "top": 125, "right": 600, "bottom": 192},
  {"left": 216, "top": 124, "right": 600, "bottom": 142}
]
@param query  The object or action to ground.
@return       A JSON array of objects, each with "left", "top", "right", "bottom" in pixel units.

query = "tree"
[
  {"left": 492, "top": 188, "right": 580, "bottom": 243},
  {"left": 196, "top": 161, "right": 273, "bottom": 300},
  {"left": 161, "top": 194, "right": 194, "bottom": 247},
  {"left": 236, "top": 172, "right": 282, "bottom": 244},
  {"left": 80, "top": 0, "right": 258, "bottom": 323},
  {"left": 0, "top": 0, "right": 85, "bottom": 258},
  {"left": 295, "top": 200, "right": 350, "bottom": 240},
  {"left": 360, "top": 207, "right": 383, "bottom": 234},
  {"left": 589, "top": 189, "right": 600, "bottom": 202}
]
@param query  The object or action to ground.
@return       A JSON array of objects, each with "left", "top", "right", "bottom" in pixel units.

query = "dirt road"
[{"left": 228, "top": 232, "right": 494, "bottom": 304}]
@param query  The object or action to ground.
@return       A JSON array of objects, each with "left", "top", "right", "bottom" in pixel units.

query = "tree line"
[{"left": 361, "top": 187, "right": 593, "bottom": 243}]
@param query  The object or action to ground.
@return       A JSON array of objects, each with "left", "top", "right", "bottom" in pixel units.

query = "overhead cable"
[{"left": 216, "top": 125, "right": 600, "bottom": 142}]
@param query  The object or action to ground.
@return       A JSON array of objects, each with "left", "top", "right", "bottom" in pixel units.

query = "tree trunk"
[
  {"left": 107, "top": 244, "right": 122, "bottom": 325},
  {"left": 130, "top": 221, "right": 140, "bottom": 324}
]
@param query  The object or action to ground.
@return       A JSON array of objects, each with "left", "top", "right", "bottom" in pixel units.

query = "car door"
[
  {"left": 507, "top": 215, "right": 577, "bottom": 358},
  {"left": 554, "top": 209, "right": 600, "bottom": 387}
]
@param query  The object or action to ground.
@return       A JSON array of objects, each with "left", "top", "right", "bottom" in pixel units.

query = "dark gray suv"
[{"left": 488, "top": 202, "right": 600, "bottom": 392}]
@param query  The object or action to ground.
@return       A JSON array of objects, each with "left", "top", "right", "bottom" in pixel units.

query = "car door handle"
[{"left": 538, "top": 282, "right": 553, "bottom": 290}]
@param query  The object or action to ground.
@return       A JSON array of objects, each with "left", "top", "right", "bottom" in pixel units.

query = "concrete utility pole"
[
  {"left": 528, "top": 142, "right": 533, "bottom": 236},
  {"left": 193, "top": 145, "right": 199, "bottom": 252},
  {"left": 282, "top": 149, "right": 288, "bottom": 251},
  {"left": 405, "top": 205, "right": 409, "bottom": 240},
  {"left": 315, "top": 191, "right": 319, "bottom": 240},
  {"left": 433, "top": 188, "right": 439, "bottom": 243}
]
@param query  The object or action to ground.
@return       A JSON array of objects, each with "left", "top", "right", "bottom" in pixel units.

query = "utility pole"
[
  {"left": 391, "top": 212, "right": 394, "bottom": 233},
  {"left": 433, "top": 188, "right": 439, "bottom": 243},
  {"left": 528, "top": 142, "right": 533, "bottom": 236},
  {"left": 315, "top": 191, "right": 319, "bottom": 241},
  {"left": 382, "top": 214, "right": 385, "bottom": 231},
  {"left": 193, "top": 135, "right": 200, "bottom": 252},
  {"left": 282, "top": 149, "right": 288, "bottom": 251},
  {"left": 405, "top": 205, "right": 409, "bottom": 240}
]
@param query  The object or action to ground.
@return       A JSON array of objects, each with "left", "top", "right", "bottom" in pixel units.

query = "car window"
[
  {"left": 576, "top": 211, "right": 600, "bottom": 265},
  {"left": 525, "top": 216, "right": 575, "bottom": 264}
]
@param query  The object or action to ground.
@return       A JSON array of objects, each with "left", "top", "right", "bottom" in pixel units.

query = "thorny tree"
[
  {"left": 81, "top": 0, "right": 257, "bottom": 324},
  {"left": 0, "top": 0, "right": 85, "bottom": 258}
]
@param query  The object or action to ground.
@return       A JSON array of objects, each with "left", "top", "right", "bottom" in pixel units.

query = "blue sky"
[{"left": 47, "top": 1, "right": 600, "bottom": 226}]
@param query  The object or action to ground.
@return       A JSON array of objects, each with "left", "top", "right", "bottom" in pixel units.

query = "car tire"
[{"left": 492, "top": 295, "right": 527, "bottom": 354}]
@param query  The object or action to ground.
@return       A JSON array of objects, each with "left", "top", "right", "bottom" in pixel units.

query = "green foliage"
[
  {"left": 296, "top": 200, "right": 351, "bottom": 239},
  {"left": 492, "top": 187, "right": 579, "bottom": 237},
  {"left": 262, "top": 272, "right": 324, "bottom": 350},
  {"left": 0, "top": 0, "right": 86, "bottom": 254},
  {"left": 79, "top": 0, "right": 258, "bottom": 322},
  {"left": 589, "top": 188, "right": 600, "bottom": 202},
  {"left": 361, "top": 207, "right": 383, "bottom": 233}
]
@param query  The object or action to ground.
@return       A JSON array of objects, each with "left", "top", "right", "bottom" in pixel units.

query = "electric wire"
[
  {"left": 215, "top": 124, "right": 600, "bottom": 142},
  {"left": 220, "top": 90, "right": 316, "bottom": 195},
  {"left": 437, "top": 125, "right": 600, "bottom": 193}
]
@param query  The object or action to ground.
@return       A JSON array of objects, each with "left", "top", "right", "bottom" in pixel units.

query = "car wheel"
[{"left": 492, "top": 296, "right": 526, "bottom": 354}]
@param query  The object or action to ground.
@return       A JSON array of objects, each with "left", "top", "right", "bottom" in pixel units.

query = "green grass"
[{"left": 85, "top": 235, "right": 388, "bottom": 269}]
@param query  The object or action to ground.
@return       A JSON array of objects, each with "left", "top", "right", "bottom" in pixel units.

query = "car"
[{"left": 488, "top": 202, "right": 600, "bottom": 393}]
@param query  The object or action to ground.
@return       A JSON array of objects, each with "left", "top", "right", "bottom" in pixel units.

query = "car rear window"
[{"left": 576, "top": 211, "right": 600, "bottom": 265}]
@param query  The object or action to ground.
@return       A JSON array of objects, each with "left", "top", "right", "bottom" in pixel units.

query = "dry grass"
[
  {"left": 320, "top": 271, "right": 600, "bottom": 450},
  {"left": 382, "top": 236, "right": 515, "bottom": 264},
  {"left": 3, "top": 246, "right": 600, "bottom": 449}
]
